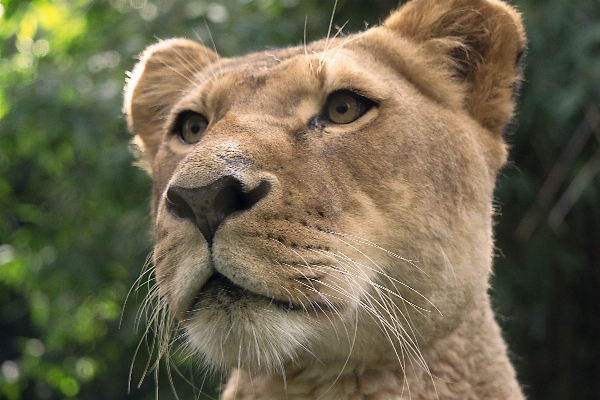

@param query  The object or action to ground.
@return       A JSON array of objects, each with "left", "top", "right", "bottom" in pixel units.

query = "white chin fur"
[{"left": 184, "top": 302, "right": 319, "bottom": 372}]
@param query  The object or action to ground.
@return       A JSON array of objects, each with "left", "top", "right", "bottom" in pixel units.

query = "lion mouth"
[{"left": 187, "top": 272, "right": 301, "bottom": 314}]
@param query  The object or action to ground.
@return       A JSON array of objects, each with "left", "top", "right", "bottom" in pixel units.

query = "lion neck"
[{"left": 220, "top": 298, "right": 523, "bottom": 400}]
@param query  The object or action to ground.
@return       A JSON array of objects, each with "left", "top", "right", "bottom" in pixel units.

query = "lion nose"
[{"left": 165, "top": 176, "right": 270, "bottom": 245}]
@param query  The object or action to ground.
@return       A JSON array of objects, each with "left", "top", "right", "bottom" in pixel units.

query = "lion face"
[{"left": 124, "top": 0, "right": 525, "bottom": 374}]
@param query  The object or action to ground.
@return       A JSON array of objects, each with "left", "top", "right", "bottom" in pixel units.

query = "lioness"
[{"left": 123, "top": 0, "right": 526, "bottom": 398}]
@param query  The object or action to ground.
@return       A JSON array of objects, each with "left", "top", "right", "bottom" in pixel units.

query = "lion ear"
[
  {"left": 123, "top": 39, "right": 218, "bottom": 162},
  {"left": 384, "top": 0, "right": 527, "bottom": 136}
]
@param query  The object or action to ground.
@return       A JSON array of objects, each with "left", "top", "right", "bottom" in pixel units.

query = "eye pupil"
[{"left": 336, "top": 103, "right": 349, "bottom": 115}]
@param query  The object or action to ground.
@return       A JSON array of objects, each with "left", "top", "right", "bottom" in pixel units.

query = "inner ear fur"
[
  {"left": 123, "top": 38, "right": 218, "bottom": 162},
  {"left": 384, "top": 0, "right": 527, "bottom": 136}
]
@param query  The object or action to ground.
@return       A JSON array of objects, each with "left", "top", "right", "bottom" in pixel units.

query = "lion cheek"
[{"left": 153, "top": 213, "right": 213, "bottom": 321}]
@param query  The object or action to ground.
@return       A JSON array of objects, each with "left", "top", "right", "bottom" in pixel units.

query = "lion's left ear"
[{"left": 384, "top": 0, "right": 527, "bottom": 136}]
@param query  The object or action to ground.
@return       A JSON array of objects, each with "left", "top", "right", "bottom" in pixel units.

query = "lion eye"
[
  {"left": 325, "top": 91, "right": 372, "bottom": 124},
  {"left": 178, "top": 113, "right": 208, "bottom": 144}
]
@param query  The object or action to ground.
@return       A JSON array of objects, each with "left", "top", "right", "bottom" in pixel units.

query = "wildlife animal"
[{"left": 123, "top": 0, "right": 527, "bottom": 398}]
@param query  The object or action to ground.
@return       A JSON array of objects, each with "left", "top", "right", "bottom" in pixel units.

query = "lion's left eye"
[{"left": 325, "top": 91, "right": 374, "bottom": 124}]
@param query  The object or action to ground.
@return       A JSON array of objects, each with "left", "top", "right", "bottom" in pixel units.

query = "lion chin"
[{"left": 123, "top": 0, "right": 527, "bottom": 398}]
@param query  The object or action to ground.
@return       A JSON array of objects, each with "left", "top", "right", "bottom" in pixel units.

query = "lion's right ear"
[
  {"left": 123, "top": 39, "right": 218, "bottom": 164},
  {"left": 384, "top": 0, "right": 526, "bottom": 138}
]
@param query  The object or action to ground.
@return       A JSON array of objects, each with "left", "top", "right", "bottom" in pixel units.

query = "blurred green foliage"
[{"left": 0, "top": 0, "right": 598, "bottom": 399}]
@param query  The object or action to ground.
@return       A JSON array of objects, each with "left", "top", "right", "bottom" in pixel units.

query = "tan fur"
[{"left": 123, "top": 0, "right": 526, "bottom": 398}]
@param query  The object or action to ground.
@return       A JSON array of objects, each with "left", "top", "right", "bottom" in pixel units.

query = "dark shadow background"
[{"left": 0, "top": 0, "right": 598, "bottom": 399}]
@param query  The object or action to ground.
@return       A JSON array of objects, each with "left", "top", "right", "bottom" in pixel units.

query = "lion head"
[{"left": 123, "top": 0, "right": 526, "bottom": 397}]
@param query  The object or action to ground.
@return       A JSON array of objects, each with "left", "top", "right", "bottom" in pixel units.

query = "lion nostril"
[
  {"left": 165, "top": 177, "right": 270, "bottom": 245},
  {"left": 239, "top": 179, "right": 270, "bottom": 211},
  {"left": 165, "top": 190, "right": 197, "bottom": 221}
]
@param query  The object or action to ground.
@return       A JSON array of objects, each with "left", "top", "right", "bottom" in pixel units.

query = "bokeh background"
[{"left": 1, "top": 0, "right": 599, "bottom": 399}]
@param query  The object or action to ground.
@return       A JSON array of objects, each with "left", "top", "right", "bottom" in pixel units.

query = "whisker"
[
  {"left": 316, "top": 300, "right": 359, "bottom": 400},
  {"left": 329, "top": 231, "right": 430, "bottom": 278},
  {"left": 318, "top": 0, "right": 340, "bottom": 75},
  {"left": 327, "top": 30, "right": 368, "bottom": 69},
  {"left": 303, "top": 16, "right": 315, "bottom": 76},
  {"left": 321, "top": 236, "right": 442, "bottom": 315},
  {"left": 122, "top": 252, "right": 155, "bottom": 327},
  {"left": 311, "top": 249, "right": 436, "bottom": 316},
  {"left": 203, "top": 19, "right": 223, "bottom": 79}
]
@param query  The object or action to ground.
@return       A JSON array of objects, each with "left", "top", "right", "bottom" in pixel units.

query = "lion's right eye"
[
  {"left": 324, "top": 90, "right": 375, "bottom": 125},
  {"left": 175, "top": 112, "right": 208, "bottom": 144}
]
